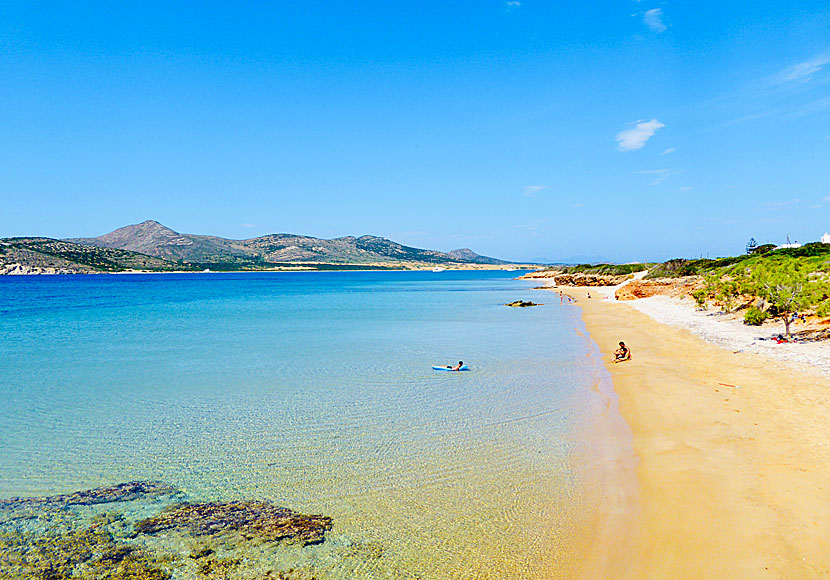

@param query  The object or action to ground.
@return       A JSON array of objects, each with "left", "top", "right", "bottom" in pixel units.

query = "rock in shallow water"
[
  {"left": 0, "top": 481, "right": 178, "bottom": 509},
  {"left": 136, "top": 501, "right": 333, "bottom": 546},
  {"left": 0, "top": 483, "right": 337, "bottom": 579},
  {"left": 505, "top": 300, "right": 541, "bottom": 307}
]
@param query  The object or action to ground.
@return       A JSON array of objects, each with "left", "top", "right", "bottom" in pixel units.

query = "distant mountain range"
[{"left": 1, "top": 220, "right": 513, "bottom": 274}]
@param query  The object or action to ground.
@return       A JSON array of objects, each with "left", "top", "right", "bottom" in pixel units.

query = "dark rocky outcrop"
[
  {"left": 0, "top": 482, "right": 336, "bottom": 579},
  {"left": 136, "top": 501, "right": 333, "bottom": 546},
  {"left": 505, "top": 300, "right": 541, "bottom": 307},
  {"left": 0, "top": 521, "right": 171, "bottom": 580},
  {"left": 0, "top": 481, "right": 178, "bottom": 508}
]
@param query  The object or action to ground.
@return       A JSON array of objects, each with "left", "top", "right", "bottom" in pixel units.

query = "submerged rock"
[
  {"left": 505, "top": 300, "right": 541, "bottom": 307},
  {"left": 0, "top": 524, "right": 171, "bottom": 580},
  {"left": 136, "top": 501, "right": 333, "bottom": 546},
  {"left": 0, "top": 481, "right": 178, "bottom": 509},
  {"left": 0, "top": 483, "right": 338, "bottom": 579}
]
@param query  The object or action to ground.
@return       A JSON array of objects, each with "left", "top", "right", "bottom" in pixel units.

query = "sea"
[{"left": 0, "top": 271, "right": 631, "bottom": 579}]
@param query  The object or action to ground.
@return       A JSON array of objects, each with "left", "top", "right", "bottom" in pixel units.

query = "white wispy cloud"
[
  {"left": 823, "top": 196, "right": 830, "bottom": 202},
  {"left": 505, "top": 0, "right": 521, "bottom": 6},
  {"left": 644, "top": 9, "right": 666, "bottom": 33},
  {"left": 764, "top": 198, "right": 801, "bottom": 209},
  {"left": 775, "top": 54, "right": 830, "bottom": 84},
  {"left": 616, "top": 118, "right": 665, "bottom": 151},
  {"left": 523, "top": 185, "right": 548, "bottom": 197},
  {"left": 633, "top": 168, "right": 677, "bottom": 185},
  {"left": 511, "top": 218, "right": 550, "bottom": 236},
  {"left": 240, "top": 223, "right": 259, "bottom": 228},
  {"left": 572, "top": 203, "right": 584, "bottom": 208},
  {"left": 661, "top": 147, "right": 676, "bottom": 155}
]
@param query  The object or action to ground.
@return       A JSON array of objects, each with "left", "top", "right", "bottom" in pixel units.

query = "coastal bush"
[
  {"left": 752, "top": 243, "right": 776, "bottom": 254},
  {"left": 773, "top": 242, "right": 830, "bottom": 258},
  {"left": 691, "top": 290, "right": 707, "bottom": 309},
  {"left": 748, "top": 260, "right": 812, "bottom": 337},
  {"left": 715, "top": 279, "right": 741, "bottom": 313},
  {"left": 743, "top": 307, "right": 768, "bottom": 326},
  {"left": 560, "top": 263, "right": 652, "bottom": 276}
]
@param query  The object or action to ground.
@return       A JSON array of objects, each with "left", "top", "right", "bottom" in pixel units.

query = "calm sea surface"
[{"left": 0, "top": 271, "right": 620, "bottom": 578}]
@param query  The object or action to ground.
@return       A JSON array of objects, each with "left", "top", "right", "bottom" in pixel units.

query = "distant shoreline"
[{"left": 0, "top": 264, "right": 538, "bottom": 276}]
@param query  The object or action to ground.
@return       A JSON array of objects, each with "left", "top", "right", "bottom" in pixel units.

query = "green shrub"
[
  {"left": 560, "top": 263, "right": 652, "bottom": 276},
  {"left": 691, "top": 289, "right": 707, "bottom": 309},
  {"left": 743, "top": 307, "right": 768, "bottom": 326},
  {"left": 751, "top": 243, "right": 776, "bottom": 255}
]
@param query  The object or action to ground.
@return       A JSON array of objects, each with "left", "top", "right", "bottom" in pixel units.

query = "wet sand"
[{"left": 566, "top": 287, "right": 830, "bottom": 579}]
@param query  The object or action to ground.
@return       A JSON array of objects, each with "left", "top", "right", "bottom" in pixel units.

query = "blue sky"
[{"left": 1, "top": 1, "right": 828, "bottom": 262}]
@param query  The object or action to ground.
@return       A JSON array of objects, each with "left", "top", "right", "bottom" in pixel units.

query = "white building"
[{"left": 822, "top": 232, "right": 830, "bottom": 244}]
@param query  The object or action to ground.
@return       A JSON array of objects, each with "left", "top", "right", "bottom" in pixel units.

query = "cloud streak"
[
  {"left": 616, "top": 119, "right": 665, "bottom": 151},
  {"left": 633, "top": 168, "right": 678, "bottom": 185},
  {"left": 523, "top": 185, "right": 548, "bottom": 197},
  {"left": 644, "top": 9, "right": 666, "bottom": 33},
  {"left": 775, "top": 54, "right": 830, "bottom": 84}
]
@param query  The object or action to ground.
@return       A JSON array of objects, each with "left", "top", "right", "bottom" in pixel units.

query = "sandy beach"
[{"left": 563, "top": 286, "right": 830, "bottom": 579}]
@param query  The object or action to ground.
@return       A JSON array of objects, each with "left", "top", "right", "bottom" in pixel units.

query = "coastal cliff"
[{"left": 518, "top": 270, "right": 633, "bottom": 286}]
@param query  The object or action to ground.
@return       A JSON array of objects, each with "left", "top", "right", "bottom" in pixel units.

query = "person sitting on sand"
[
  {"left": 614, "top": 342, "right": 631, "bottom": 363},
  {"left": 451, "top": 361, "right": 464, "bottom": 371}
]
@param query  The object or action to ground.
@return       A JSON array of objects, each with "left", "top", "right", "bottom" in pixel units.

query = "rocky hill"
[
  {"left": 447, "top": 248, "right": 510, "bottom": 265},
  {"left": 69, "top": 220, "right": 510, "bottom": 268},
  {"left": 0, "top": 238, "right": 177, "bottom": 274},
  {"left": 2, "top": 221, "right": 516, "bottom": 274}
]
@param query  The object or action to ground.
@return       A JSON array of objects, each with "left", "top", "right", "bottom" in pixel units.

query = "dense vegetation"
[
  {"left": 541, "top": 244, "right": 830, "bottom": 336},
  {"left": 645, "top": 243, "right": 830, "bottom": 279},
  {"left": 544, "top": 263, "right": 653, "bottom": 276},
  {"left": 678, "top": 244, "right": 830, "bottom": 335}
]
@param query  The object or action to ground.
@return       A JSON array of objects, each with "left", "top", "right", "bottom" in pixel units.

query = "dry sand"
[{"left": 562, "top": 287, "right": 830, "bottom": 580}]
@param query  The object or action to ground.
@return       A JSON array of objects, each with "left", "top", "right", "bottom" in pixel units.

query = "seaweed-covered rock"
[
  {"left": 136, "top": 501, "right": 332, "bottom": 546},
  {"left": 505, "top": 300, "right": 540, "bottom": 307},
  {"left": 0, "top": 481, "right": 177, "bottom": 509},
  {"left": 0, "top": 525, "right": 170, "bottom": 580}
]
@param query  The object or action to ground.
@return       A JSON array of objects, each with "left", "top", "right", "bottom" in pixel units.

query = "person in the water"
[{"left": 451, "top": 361, "right": 464, "bottom": 371}]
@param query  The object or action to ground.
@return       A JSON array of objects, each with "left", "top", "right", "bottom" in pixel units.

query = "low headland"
[{"left": 522, "top": 246, "right": 830, "bottom": 578}]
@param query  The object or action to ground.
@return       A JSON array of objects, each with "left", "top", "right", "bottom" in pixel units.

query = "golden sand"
[{"left": 566, "top": 287, "right": 830, "bottom": 579}]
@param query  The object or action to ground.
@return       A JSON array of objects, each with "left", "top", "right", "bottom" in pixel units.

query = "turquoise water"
[{"left": 0, "top": 271, "right": 616, "bottom": 578}]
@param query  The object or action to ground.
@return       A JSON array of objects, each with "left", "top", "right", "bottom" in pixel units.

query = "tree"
[
  {"left": 716, "top": 278, "right": 741, "bottom": 313},
  {"left": 746, "top": 238, "right": 757, "bottom": 255},
  {"left": 750, "top": 261, "right": 811, "bottom": 338}
]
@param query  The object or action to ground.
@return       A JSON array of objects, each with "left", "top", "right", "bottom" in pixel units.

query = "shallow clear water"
[{"left": 0, "top": 271, "right": 612, "bottom": 578}]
